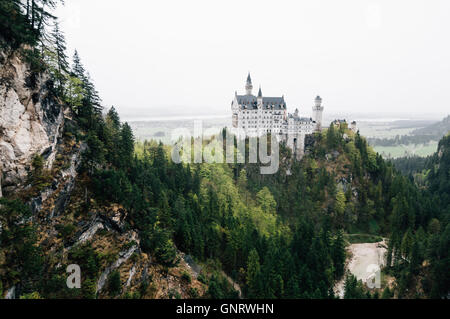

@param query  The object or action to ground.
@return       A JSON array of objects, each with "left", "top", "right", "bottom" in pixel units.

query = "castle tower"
[
  {"left": 312, "top": 96, "right": 324, "bottom": 131},
  {"left": 245, "top": 73, "right": 253, "bottom": 95},
  {"left": 257, "top": 86, "right": 263, "bottom": 104}
]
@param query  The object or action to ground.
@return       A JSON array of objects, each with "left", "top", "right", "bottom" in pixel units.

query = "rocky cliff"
[{"left": 0, "top": 48, "right": 65, "bottom": 196}]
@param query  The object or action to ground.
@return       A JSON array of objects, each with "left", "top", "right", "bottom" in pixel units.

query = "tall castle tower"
[
  {"left": 245, "top": 73, "right": 253, "bottom": 95},
  {"left": 312, "top": 96, "right": 324, "bottom": 131}
]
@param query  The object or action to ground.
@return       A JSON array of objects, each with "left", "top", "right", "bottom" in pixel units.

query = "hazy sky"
[{"left": 56, "top": 0, "right": 450, "bottom": 119}]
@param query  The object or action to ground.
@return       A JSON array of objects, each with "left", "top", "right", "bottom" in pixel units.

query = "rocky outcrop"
[
  {"left": 0, "top": 49, "right": 66, "bottom": 196},
  {"left": 96, "top": 244, "right": 139, "bottom": 293},
  {"left": 30, "top": 141, "right": 86, "bottom": 217},
  {"left": 67, "top": 205, "right": 131, "bottom": 249},
  {"left": 75, "top": 219, "right": 105, "bottom": 246},
  {"left": 5, "top": 286, "right": 16, "bottom": 299},
  {"left": 99, "top": 205, "right": 128, "bottom": 232}
]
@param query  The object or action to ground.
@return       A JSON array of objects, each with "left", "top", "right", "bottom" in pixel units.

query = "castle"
[{"left": 231, "top": 73, "right": 324, "bottom": 159}]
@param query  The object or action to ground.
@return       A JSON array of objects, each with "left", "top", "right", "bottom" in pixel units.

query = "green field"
[
  {"left": 356, "top": 119, "right": 441, "bottom": 159},
  {"left": 374, "top": 141, "right": 438, "bottom": 159}
]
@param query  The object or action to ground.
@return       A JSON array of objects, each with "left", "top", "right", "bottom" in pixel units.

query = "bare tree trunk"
[
  {"left": 37, "top": 3, "right": 46, "bottom": 33},
  {"left": 26, "top": 0, "right": 30, "bottom": 20},
  {"left": 31, "top": 0, "right": 35, "bottom": 29}
]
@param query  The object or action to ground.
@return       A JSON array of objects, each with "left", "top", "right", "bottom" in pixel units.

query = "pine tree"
[
  {"left": 256, "top": 187, "right": 277, "bottom": 215},
  {"left": 50, "top": 21, "right": 68, "bottom": 92},
  {"left": 409, "top": 239, "right": 420, "bottom": 275},
  {"left": 246, "top": 249, "right": 262, "bottom": 298},
  {"left": 0, "top": 0, "right": 64, "bottom": 47},
  {"left": 107, "top": 107, "right": 121, "bottom": 130},
  {"left": 335, "top": 190, "right": 346, "bottom": 217},
  {"left": 83, "top": 132, "right": 105, "bottom": 173},
  {"left": 83, "top": 72, "right": 102, "bottom": 115},
  {"left": 72, "top": 50, "right": 85, "bottom": 79},
  {"left": 108, "top": 270, "right": 122, "bottom": 297},
  {"left": 344, "top": 274, "right": 366, "bottom": 299},
  {"left": 326, "top": 124, "right": 337, "bottom": 149},
  {"left": 119, "top": 123, "right": 135, "bottom": 167},
  {"left": 332, "top": 230, "right": 346, "bottom": 279},
  {"left": 381, "top": 287, "right": 392, "bottom": 299}
]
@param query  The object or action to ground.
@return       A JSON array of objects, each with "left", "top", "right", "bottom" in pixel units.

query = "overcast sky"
[{"left": 56, "top": 0, "right": 450, "bottom": 120}]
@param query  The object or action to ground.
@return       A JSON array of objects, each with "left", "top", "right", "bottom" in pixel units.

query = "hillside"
[
  {"left": 1, "top": 1, "right": 449, "bottom": 300},
  {"left": 387, "top": 133, "right": 450, "bottom": 298},
  {"left": 0, "top": 40, "right": 215, "bottom": 300},
  {"left": 412, "top": 115, "right": 450, "bottom": 137}
]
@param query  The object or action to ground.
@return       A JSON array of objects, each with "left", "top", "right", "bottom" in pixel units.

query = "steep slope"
[
  {"left": 428, "top": 133, "right": 450, "bottom": 208},
  {"left": 412, "top": 115, "right": 450, "bottom": 138},
  {"left": 383, "top": 133, "right": 450, "bottom": 298},
  {"left": 0, "top": 45, "right": 210, "bottom": 299}
]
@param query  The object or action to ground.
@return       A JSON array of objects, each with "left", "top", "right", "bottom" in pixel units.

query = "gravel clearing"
[{"left": 335, "top": 240, "right": 387, "bottom": 298}]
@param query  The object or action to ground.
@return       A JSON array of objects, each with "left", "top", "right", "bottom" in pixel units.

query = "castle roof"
[
  {"left": 288, "top": 113, "right": 314, "bottom": 122},
  {"left": 262, "top": 97, "right": 285, "bottom": 110},
  {"left": 263, "top": 97, "right": 284, "bottom": 104},
  {"left": 237, "top": 95, "right": 257, "bottom": 104},
  {"left": 236, "top": 95, "right": 286, "bottom": 110}
]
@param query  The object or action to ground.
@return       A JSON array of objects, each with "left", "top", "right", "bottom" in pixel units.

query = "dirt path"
[{"left": 335, "top": 240, "right": 387, "bottom": 298}]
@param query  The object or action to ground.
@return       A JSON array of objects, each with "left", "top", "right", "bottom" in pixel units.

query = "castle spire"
[
  {"left": 245, "top": 73, "right": 253, "bottom": 95},
  {"left": 258, "top": 86, "right": 263, "bottom": 98}
]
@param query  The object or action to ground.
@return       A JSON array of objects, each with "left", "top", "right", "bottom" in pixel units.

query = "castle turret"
[
  {"left": 257, "top": 86, "right": 263, "bottom": 105},
  {"left": 245, "top": 73, "right": 253, "bottom": 95},
  {"left": 312, "top": 95, "right": 324, "bottom": 131}
]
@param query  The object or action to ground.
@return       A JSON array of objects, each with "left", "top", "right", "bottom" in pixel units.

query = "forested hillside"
[
  {"left": 0, "top": 1, "right": 448, "bottom": 299},
  {"left": 385, "top": 134, "right": 450, "bottom": 298}
]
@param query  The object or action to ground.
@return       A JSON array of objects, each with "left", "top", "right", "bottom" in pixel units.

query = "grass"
[{"left": 374, "top": 141, "right": 438, "bottom": 159}]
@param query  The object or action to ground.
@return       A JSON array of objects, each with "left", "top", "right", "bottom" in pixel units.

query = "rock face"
[
  {"left": 0, "top": 49, "right": 65, "bottom": 196},
  {"left": 96, "top": 244, "right": 139, "bottom": 293}
]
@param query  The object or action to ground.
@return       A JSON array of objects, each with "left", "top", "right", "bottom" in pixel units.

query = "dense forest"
[
  {"left": 0, "top": 1, "right": 449, "bottom": 299},
  {"left": 391, "top": 156, "right": 431, "bottom": 176}
]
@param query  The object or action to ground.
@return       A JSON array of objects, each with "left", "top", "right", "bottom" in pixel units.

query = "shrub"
[
  {"left": 56, "top": 223, "right": 76, "bottom": 240},
  {"left": 188, "top": 287, "right": 199, "bottom": 298},
  {"left": 108, "top": 270, "right": 122, "bottom": 297},
  {"left": 181, "top": 271, "right": 192, "bottom": 284}
]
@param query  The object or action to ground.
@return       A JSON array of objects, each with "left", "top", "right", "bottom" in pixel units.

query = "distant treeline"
[
  {"left": 391, "top": 156, "right": 432, "bottom": 176},
  {"left": 369, "top": 134, "right": 439, "bottom": 147}
]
